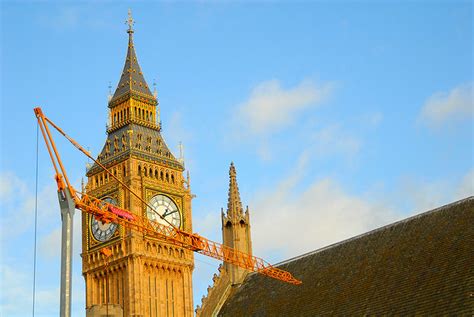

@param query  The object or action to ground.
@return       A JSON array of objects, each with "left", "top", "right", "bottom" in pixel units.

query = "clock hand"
[{"left": 162, "top": 208, "right": 177, "bottom": 218}]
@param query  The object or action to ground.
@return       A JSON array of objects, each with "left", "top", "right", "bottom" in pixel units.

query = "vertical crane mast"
[{"left": 34, "top": 107, "right": 75, "bottom": 317}]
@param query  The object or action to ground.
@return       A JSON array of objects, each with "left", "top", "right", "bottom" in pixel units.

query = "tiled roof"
[{"left": 218, "top": 197, "right": 474, "bottom": 316}]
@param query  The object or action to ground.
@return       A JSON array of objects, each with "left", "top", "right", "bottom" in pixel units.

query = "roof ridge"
[{"left": 273, "top": 196, "right": 474, "bottom": 268}]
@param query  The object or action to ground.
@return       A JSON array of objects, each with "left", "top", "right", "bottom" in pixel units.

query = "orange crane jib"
[{"left": 33, "top": 106, "right": 302, "bottom": 285}]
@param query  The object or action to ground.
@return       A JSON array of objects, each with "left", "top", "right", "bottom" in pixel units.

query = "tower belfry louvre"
[{"left": 82, "top": 11, "right": 194, "bottom": 317}]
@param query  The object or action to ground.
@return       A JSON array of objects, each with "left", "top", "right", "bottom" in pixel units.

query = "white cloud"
[
  {"left": 0, "top": 172, "right": 27, "bottom": 203},
  {"left": 394, "top": 169, "right": 473, "bottom": 214},
  {"left": 0, "top": 172, "right": 57, "bottom": 238},
  {"left": 0, "top": 264, "right": 58, "bottom": 316},
  {"left": 362, "top": 112, "right": 383, "bottom": 127},
  {"left": 309, "top": 124, "right": 362, "bottom": 160},
  {"left": 164, "top": 111, "right": 192, "bottom": 147},
  {"left": 39, "top": 227, "right": 62, "bottom": 258},
  {"left": 245, "top": 157, "right": 473, "bottom": 262},
  {"left": 0, "top": 173, "right": 87, "bottom": 316},
  {"left": 38, "top": 7, "right": 81, "bottom": 29},
  {"left": 237, "top": 79, "right": 334, "bottom": 135},
  {"left": 38, "top": 202, "right": 84, "bottom": 259},
  {"left": 456, "top": 169, "right": 474, "bottom": 198},
  {"left": 419, "top": 82, "right": 473, "bottom": 126},
  {"left": 250, "top": 174, "right": 396, "bottom": 260},
  {"left": 162, "top": 111, "right": 195, "bottom": 171}
]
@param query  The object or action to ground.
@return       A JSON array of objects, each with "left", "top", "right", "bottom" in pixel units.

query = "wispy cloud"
[
  {"left": 249, "top": 155, "right": 397, "bottom": 260},
  {"left": 162, "top": 111, "right": 194, "bottom": 170},
  {"left": 457, "top": 169, "right": 474, "bottom": 198},
  {"left": 0, "top": 264, "right": 59, "bottom": 316},
  {"left": 419, "top": 82, "right": 473, "bottom": 127},
  {"left": 0, "top": 172, "right": 89, "bottom": 315},
  {"left": 38, "top": 6, "right": 81, "bottom": 29},
  {"left": 246, "top": 156, "right": 473, "bottom": 262},
  {"left": 360, "top": 112, "right": 383, "bottom": 127},
  {"left": 38, "top": 214, "right": 82, "bottom": 260},
  {"left": 37, "top": 6, "right": 110, "bottom": 31},
  {"left": 0, "top": 172, "right": 57, "bottom": 238},
  {"left": 309, "top": 124, "right": 362, "bottom": 160},
  {"left": 395, "top": 169, "right": 474, "bottom": 213},
  {"left": 237, "top": 79, "right": 335, "bottom": 136}
]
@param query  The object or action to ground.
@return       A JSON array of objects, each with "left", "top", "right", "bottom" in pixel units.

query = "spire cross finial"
[
  {"left": 126, "top": 9, "right": 135, "bottom": 33},
  {"left": 153, "top": 79, "right": 158, "bottom": 98},
  {"left": 107, "top": 81, "right": 113, "bottom": 101}
]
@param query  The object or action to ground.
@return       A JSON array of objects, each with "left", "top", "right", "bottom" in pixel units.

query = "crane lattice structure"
[{"left": 34, "top": 107, "right": 302, "bottom": 286}]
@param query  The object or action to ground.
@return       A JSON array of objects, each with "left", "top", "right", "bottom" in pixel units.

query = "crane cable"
[{"left": 32, "top": 122, "right": 39, "bottom": 316}]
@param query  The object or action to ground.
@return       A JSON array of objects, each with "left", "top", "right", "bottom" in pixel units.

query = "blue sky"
[{"left": 1, "top": 1, "right": 472, "bottom": 316}]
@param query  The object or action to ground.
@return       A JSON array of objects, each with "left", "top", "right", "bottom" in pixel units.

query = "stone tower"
[
  {"left": 221, "top": 162, "right": 253, "bottom": 285},
  {"left": 195, "top": 163, "right": 253, "bottom": 316},
  {"left": 82, "top": 12, "right": 194, "bottom": 317}
]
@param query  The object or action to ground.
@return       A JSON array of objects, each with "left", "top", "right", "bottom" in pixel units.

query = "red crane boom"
[{"left": 34, "top": 107, "right": 302, "bottom": 285}]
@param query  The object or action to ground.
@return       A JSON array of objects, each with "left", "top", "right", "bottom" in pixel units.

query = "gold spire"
[
  {"left": 227, "top": 162, "right": 244, "bottom": 219},
  {"left": 110, "top": 10, "right": 154, "bottom": 104}
]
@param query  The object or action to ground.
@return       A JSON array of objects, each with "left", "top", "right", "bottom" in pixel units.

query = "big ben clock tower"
[{"left": 82, "top": 11, "right": 194, "bottom": 317}]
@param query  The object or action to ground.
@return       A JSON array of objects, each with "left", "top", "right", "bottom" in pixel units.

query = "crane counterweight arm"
[{"left": 33, "top": 106, "right": 302, "bottom": 285}]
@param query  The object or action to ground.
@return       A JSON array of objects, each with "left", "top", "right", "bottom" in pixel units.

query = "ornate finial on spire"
[
  {"left": 107, "top": 81, "right": 112, "bottom": 101},
  {"left": 227, "top": 162, "right": 243, "bottom": 219},
  {"left": 153, "top": 79, "right": 158, "bottom": 98},
  {"left": 110, "top": 9, "right": 154, "bottom": 103},
  {"left": 178, "top": 142, "right": 185, "bottom": 166},
  {"left": 157, "top": 104, "right": 161, "bottom": 127},
  {"left": 126, "top": 9, "right": 135, "bottom": 33}
]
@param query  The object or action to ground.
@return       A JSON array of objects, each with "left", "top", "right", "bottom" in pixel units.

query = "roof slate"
[{"left": 218, "top": 197, "right": 474, "bottom": 316}]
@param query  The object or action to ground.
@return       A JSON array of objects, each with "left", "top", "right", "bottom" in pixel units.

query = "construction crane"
[{"left": 34, "top": 107, "right": 301, "bottom": 289}]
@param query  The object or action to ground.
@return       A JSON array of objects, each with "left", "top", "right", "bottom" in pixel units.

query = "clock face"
[
  {"left": 91, "top": 197, "right": 118, "bottom": 242},
  {"left": 147, "top": 194, "right": 181, "bottom": 229}
]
